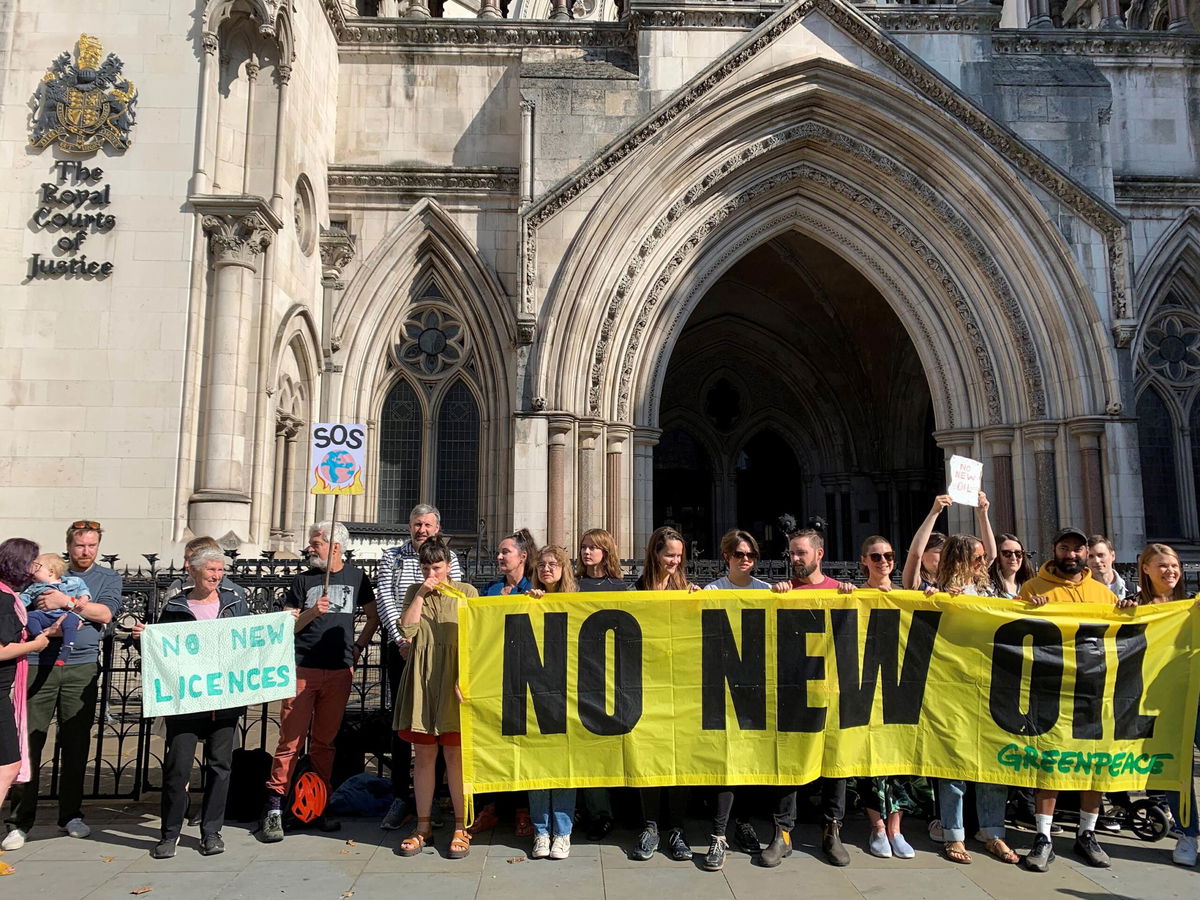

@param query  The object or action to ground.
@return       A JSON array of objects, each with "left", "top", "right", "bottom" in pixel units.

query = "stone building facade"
[{"left": 2, "top": 0, "right": 1199, "bottom": 562}]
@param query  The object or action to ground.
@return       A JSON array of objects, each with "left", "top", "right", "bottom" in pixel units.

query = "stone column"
[
  {"left": 519, "top": 99, "right": 534, "bottom": 203},
  {"left": 1099, "top": 0, "right": 1125, "bottom": 28},
  {"left": 1069, "top": 419, "right": 1107, "bottom": 537},
  {"left": 242, "top": 58, "right": 259, "bottom": 194},
  {"left": 546, "top": 415, "right": 574, "bottom": 547},
  {"left": 406, "top": 0, "right": 431, "bottom": 19},
  {"left": 577, "top": 420, "right": 604, "bottom": 533},
  {"left": 981, "top": 427, "right": 1016, "bottom": 535},
  {"left": 632, "top": 427, "right": 660, "bottom": 558},
  {"left": 192, "top": 32, "right": 219, "bottom": 194},
  {"left": 478, "top": 0, "right": 502, "bottom": 18},
  {"left": 606, "top": 425, "right": 631, "bottom": 550},
  {"left": 1027, "top": 0, "right": 1052, "bottom": 28},
  {"left": 189, "top": 200, "right": 280, "bottom": 544},
  {"left": 933, "top": 429, "right": 977, "bottom": 535},
  {"left": 550, "top": 0, "right": 570, "bottom": 20},
  {"left": 378, "top": 0, "right": 402, "bottom": 14},
  {"left": 319, "top": 224, "right": 357, "bottom": 379},
  {"left": 1025, "top": 423, "right": 1061, "bottom": 554},
  {"left": 1168, "top": 0, "right": 1193, "bottom": 30}
]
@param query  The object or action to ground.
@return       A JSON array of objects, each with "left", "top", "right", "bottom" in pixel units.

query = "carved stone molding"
[
  {"left": 601, "top": 162, "right": 1002, "bottom": 425},
  {"left": 627, "top": 4, "right": 776, "bottom": 30},
  {"left": 1114, "top": 176, "right": 1200, "bottom": 203},
  {"left": 319, "top": 223, "right": 357, "bottom": 282},
  {"left": 192, "top": 195, "right": 282, "bottom": 270},
  {"left": 863, "top": 8, "right": 1001, "bottom": 32},
  {"left": 331, "top": 18, "right": 634, "bottom": 48},
  {"left": 992, "top": 30, "right": 1200, "bottom": 58},
  {"left": 520, "top": 0, "right": 1131, "bottom": 322},
  {"left": 579, "top": 121, "right": 1045, "bottom": 422},
  {"left": 328, "top": 165, "right": 520, "bottom": 201}
]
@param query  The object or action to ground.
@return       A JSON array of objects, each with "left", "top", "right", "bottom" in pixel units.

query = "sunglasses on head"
[
  {"left": 868, "top": 552, "right": 895, "bottom": 563},
  {"left": 730, "top": 550, "right": 757, "bottom": 560},
  {"left": 71, "top": 520, "right": 101, "bottom": 531},
  {"left": 1000, "top": 549, "right": 1024, "bottom": 559}
]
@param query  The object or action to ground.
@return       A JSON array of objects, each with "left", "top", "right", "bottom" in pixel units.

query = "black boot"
[
  {"left": 823, "top": 821, "right": 850, "bottom": 866},
  {"left": 760, "top": 824, "right": 793, "bottom": 867}
]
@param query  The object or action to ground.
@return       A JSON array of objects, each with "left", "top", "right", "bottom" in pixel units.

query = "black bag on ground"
[{"left": 226, "top": 747, "right": 272, "bottom": 822}]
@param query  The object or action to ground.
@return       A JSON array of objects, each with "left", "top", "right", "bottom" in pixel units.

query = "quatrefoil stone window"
[
  {"left": 1143, "top": 314, "right": 1200, "bottom": 383},
  {"left": 397, "top": 307, "right": 466, "bottom": 376}
]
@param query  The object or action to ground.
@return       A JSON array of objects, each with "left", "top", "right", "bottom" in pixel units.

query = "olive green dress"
[{"left": 393, "top": 580, "right": 478, "bottom": 736}]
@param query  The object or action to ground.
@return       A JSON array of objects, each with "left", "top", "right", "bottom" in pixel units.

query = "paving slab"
[
  {"left": 217, "top": 859, "right": 366, "bottom": 900},
  {"left": 722, "top": 859, "right": 865, "bottom": 899},
  {"left": 845, "top": 865, "right": 994, "bottom": 898},
  {"left": 350, "top": 871, "right": 483, "bottom": 900},
  {"left": 84, "top": 870, "right": 239, "bottom": 900},
  {"left": 601, "top": 864, "right": 738, "bottom": 898},
  {"left": 480, "top": 852, "right": 605, "bottom": 897}
]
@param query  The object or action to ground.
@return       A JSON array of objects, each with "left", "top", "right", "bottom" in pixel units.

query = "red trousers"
[{"left": 266, "top": 666, "right": 352, "bottom": 795}]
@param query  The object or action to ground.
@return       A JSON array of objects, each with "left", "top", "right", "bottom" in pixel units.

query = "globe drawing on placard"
[{"left": 315, "top": 449, "right": 361, "bottom": 491}]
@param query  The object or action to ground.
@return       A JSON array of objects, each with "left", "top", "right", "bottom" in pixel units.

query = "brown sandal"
[
  {"left": 983, "top": 837, "right": 1018, "bottom": 864},
  {"left": 399, "top": 821, "right": 433, "bottom": 857},
  {"left": 941, "top": 841, "right": 972, "bottom": 864},
  {"left": 448, "top": 828, "right": 472, "bottom": 859}
]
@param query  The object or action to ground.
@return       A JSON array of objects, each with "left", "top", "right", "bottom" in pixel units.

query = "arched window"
[
  {"left": 1136, "top": 385, "right": 1181, "bottom": 539},
  {"left": 435, "top": 380, "right": 480, "bottom": 534},
  {"left": 378, "top": 378, "right": 422, "bottom": 525}
]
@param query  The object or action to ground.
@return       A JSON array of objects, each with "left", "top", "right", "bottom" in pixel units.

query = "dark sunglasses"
[
  {"left": 1000, "top": 549, "right": 1024, "bottom": 559},
  {"left": 730, "top": 550, "right": 758, "bottom": 560},
  {"left": 70, "top": 520, "right": 101, "bottom": 531},
  {"left": 867, "top": 552, "right": 895, "bottom": 563}
]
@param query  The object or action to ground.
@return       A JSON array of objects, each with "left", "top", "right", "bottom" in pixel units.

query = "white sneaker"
[
  {"left": 549, "top": 834, "right": 571, "bottom": 860},
  {"left": 1174, "top": 834, "right": 1198, "bottom": 867},
  {"left": 531, "top": 833, "right": 550, "bottom": 859},
  {"left": 1, "top": 828, "right": 27, "bottom": 850},
  {"left": 61, "top": 818, "right": 90, "bottom": 838},
  {"left": 928, "top": 819, "right": 945, "bottom": 843}
]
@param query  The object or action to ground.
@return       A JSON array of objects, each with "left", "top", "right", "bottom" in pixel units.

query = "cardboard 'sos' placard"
[{"left": 141, "top": 612, "right": 296, "bottom": 717}]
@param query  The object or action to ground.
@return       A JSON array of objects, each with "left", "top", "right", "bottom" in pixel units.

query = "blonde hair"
[
  {"left": 575, "top": 528, "right": 623, "bottom": 580},
  {"left": 1138, "top": 543, "right": 1185, "bottom": 602},
  {"left": 532, "top": 546, "right": 577, "bottom": 593},
  {"left": 35, "top": 553, "right": 68, "bottom": 579}
]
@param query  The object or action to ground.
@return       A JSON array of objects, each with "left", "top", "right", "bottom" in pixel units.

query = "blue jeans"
[
  {"left": 938, "top": 780, "right": 1007, "bottom": 841},
  {"left": 528, "top": 789, "right": 576, "bottom": 837},
  {"left": 1167, "top": 696, "right": 1200, "bottom": 838}
]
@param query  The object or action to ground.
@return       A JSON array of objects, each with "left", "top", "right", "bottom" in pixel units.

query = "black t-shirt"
[
  {"left": 0, "top": 590, "right": 23, "bottom": 689},
  {"left": 287, "top": 566, "right": 375, "bottom": 669},
  {"left": 577, "top": 576, "right": 628, "bottom": 592}
]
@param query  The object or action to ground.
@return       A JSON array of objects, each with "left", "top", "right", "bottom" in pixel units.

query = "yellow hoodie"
[{"left": 1019, "top": 560, "right": 1116, "bottom": 604}]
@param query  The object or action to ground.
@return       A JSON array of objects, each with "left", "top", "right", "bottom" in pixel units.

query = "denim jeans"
[
  {"left": 1167, "top": 696, "right": 1200, "bottom": 838},
  {"left": 938, "top": 780, "right": 1008, "bottom": 841},
  {"left": 528, "top": 788, "right": 576, "bottom": 837}
]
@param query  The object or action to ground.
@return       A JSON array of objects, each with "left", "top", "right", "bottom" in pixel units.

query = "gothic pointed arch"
[
  {"left": 1134, "top": 207, "right": 1200, "bottom": 320},
  {"left": 524, "top": 0, "right": 1124, "bottom": 435},
  {"left": 335, "top": 198, "right": 514, "bottom": 537}
]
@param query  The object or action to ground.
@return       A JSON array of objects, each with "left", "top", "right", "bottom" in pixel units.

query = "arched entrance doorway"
[{"left": 654, "top": 233, "right": 942, "bottom": 560}]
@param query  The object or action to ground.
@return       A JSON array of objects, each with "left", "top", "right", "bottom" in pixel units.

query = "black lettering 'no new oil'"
[
  {"left": 701, "top": 609, "right": 766, "bottom": 730},
  {"left": 577, "top": 610, "right": 643, "bottom": 735},
  {"left": 831, "top": 609, "right": 942, "bottom": 728},
  {"left": 501, "top": 612, "right": 568, "bottom": 735}
]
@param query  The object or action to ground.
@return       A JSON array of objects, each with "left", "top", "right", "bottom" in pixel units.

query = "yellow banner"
[{"left": 459, "top": 590, "right": 1199, "bottom": 798}]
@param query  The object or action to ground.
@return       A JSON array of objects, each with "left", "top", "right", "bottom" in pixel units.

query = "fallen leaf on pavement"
[
  {"left": 345, "top": 839, "right": 357, "bottom": 846},
  {"left": 130, "top": 888, "right": 153, "bottom": 896},
  {"left": 102, "top": 856, "right": 116, "bottom": 863},
  {"left": 505, "top": 856, "right": 527, "bottom": 864}
]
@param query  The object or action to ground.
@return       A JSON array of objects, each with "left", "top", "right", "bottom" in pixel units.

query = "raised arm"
[
  {"left": 975, "top": 491, "right": 997, "bottom": 564},
  {"left": 902, "top": 494, "right": 951, "bottom": 589}
]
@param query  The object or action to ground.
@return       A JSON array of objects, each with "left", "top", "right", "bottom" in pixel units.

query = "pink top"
[
  {"left": 187, "top": 599, "right": 221, "bottom": 621},
  {"left": 789, "top": 574, "right": 840, "bottom": 590}
]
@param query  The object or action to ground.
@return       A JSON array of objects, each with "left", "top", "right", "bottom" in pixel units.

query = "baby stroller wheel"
[{"left": 1126, "top": 798, "right": 1169, "bottom": 842}]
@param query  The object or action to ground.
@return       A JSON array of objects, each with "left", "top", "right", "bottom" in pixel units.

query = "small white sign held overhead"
[
  {"left": 309, "top": 423, "right": 367, "bottom": 496},
  {"left": 947, "top": 455, "right": 983, "bottom": 507}
]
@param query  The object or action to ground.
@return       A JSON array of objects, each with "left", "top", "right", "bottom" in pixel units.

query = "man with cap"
[{"left": 1017, "top": 526, "right": 1128, "bottom": 873}]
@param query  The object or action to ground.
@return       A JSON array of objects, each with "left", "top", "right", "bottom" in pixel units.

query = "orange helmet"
[{"left": 289, "top": 771, "right": 328, "bottom": 824}]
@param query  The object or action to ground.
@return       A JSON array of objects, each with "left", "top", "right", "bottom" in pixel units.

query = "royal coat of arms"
[{"left": 31, "top": 34, "right": 138, "bottom": 153}]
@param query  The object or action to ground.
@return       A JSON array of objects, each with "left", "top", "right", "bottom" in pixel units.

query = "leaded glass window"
[
  {"left": 1136, "top": 386, "right": 1181, "bottom": 538},
  {"left": 435, "top": 380, "right": 479, "bottom": 534},
  {"left": 378, "top": 379, "right": 422, "bottom": 525}
]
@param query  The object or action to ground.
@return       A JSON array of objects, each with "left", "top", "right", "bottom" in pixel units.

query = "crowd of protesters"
[{"left": 0, "top": 502, "right": 1196, "bottom": 878}]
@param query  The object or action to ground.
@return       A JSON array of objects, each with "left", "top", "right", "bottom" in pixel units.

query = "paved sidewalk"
[{"left": 1, "top": 802, "right": 1196, "bottom": 899}]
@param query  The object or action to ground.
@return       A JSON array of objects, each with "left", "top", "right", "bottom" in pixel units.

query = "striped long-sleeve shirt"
[{"left": 375, "top": 540, "right": 463, "bottom": 646}]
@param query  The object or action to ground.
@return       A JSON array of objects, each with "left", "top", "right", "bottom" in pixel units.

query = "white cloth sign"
[
  {"left": 947, "top": 455, "right": 983, "bottom": 507},
  {"left": 141, "top": 612, "right": 297, "bottom": 717}
]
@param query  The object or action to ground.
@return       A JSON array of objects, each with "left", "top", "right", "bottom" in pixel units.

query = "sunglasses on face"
[
  {"left": 1000, "top": 549, "right": 1024, "bottom": 559},
  {"left": 868, "top": 552, "right": 895, "bottom": 563},
  {"left": 730, "top": 550, "right": 757, "bottom": 560}
]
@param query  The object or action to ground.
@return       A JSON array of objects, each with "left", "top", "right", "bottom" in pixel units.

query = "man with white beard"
[{"left": 259, "top": 522, "right": 378, "bottom": 842}]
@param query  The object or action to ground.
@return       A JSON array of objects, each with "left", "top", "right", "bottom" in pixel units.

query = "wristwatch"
[{"left": 66, "top": 598, "right": 78, "bottom": 612}]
